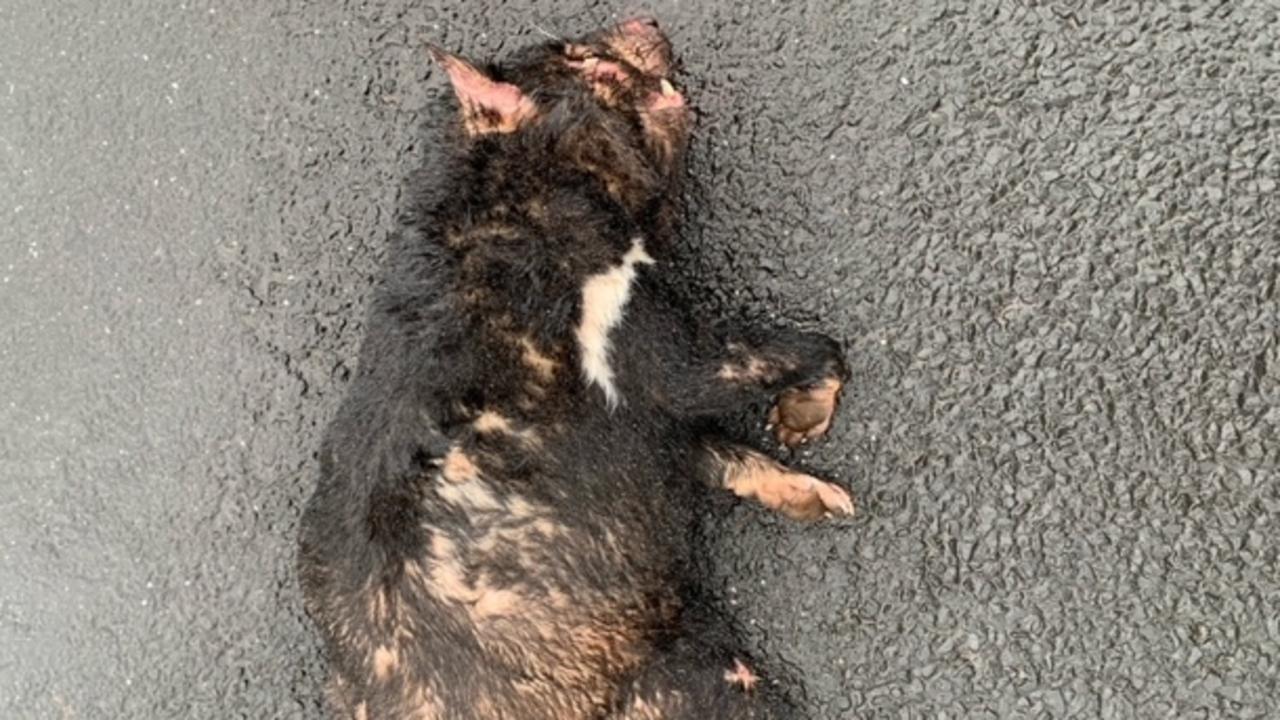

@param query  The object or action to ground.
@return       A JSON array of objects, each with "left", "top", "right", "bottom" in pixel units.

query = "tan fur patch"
[
  {"left": 525, "top": 198, "right": 547, "bottom": 220},
  {"left": 373, "top": 645, "right": 400, "bottom": 681},
  {"left": 422, "top": 533, "right": 539, "bottom": 624},
  {"left": 367, "top": 583, "right": 393, "bottom": 625},
  {"left": 473, "top": 511, "right": 563, "bottom": 562},
  {"left": 519, "top": 336, "right": 558, "bottom": 381},
  {"left": 569, "top": 624, "right": 626, "bottom": 659},
  {"left": 721, "top": 452, "right": 854, "bottom": 520},
  {"left": 507, "top": 496, "right": 536, "bottom": 518},
  {"left": 489, "top": 615, "right": 647, "bottom": 706},
  {"left": 531, "top": 518, "right": 559, "bottom": 536},
  {"left": 440, "top": 447, "right": 480, "bottom": 483},
  {"left": 428, "top": 565, "right": 477, "bottom": 603},
  {"left": 546, "top": 588, "right": 572, "bottom": 610},
  {"left": 448, "top": 221, "right": 521, "bottom": 249},
  {"left": 436, "top": 476, "right": 502, "bottom": 512},
  {"left": 472, "top": 410, "right": 541, "bottom": 446},
  {"left": 428, "top": 534, "right": 456, "bottom": 562},
  {"left": 461, "top": 106, "right": 534, "bottom": 136},
  {"left": 408, "top": 513, "right": 653, "bottom": 717},
  {"left": 717, "top": 355, "right": 774, "bottom": 382},
  {"left": 472, "top": 588, "right": 521, "bottom": 618},
  {"left": 402, "top": 557, "right": 429, "bottom": 588},
  {"left": 423, "top": 537, "right": 482, "bottom": 603},
  {"left": 354, "top": 701, "right": 369, "bottom": 720},
  {"left": 473, "top": 411, "right": 513, "bottom": 433},
  {"left": 601, "top": 528, "right": 622, "bottom": 554}
]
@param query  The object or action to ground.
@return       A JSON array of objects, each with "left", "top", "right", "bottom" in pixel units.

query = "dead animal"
[{"left": 299, "top": 16, "right": 853, "bottom": 719}]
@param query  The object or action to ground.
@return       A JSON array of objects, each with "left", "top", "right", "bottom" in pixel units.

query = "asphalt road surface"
[{"left": 3, "top": 1, "right": 1278, "bottom": 718}]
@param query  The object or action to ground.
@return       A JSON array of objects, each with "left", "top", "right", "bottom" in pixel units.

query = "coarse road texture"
[{"left": 3, "top": 1, "right": 1278, "bottom": 718}]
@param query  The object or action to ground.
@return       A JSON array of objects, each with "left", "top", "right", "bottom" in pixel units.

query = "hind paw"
[
  {"left": 772, "top": 473, "right": 855, "bottom": 521},
  {"left": 768, "top": 377, "right": 842, "bottom": 447},
  {"left": 723, "top": 659, "right": 759, "bottom": 692}
]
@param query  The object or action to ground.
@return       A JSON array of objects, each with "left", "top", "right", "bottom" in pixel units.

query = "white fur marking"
[{"left": 576, "top": 238, "right": 653, "bottom": 407}]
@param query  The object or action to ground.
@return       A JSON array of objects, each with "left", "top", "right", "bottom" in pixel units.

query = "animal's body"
[{"left": 299, "top": 18, "right": 852, "bottom": 719}]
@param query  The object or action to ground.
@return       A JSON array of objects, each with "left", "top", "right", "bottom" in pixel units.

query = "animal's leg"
[
  {"left": 673, "top": 328, "right": 847, "bottom": 448},
  {"left": 695, "top": 441, "right": 854, "bottom": 521}
]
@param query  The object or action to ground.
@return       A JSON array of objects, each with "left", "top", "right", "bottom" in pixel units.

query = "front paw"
[
  {"left": 719, "top": 446, "right": 855, "bottom": 521},
  {"left": 759, "top": 470, "right": 856, "bottom": 521},
  {"left": 768, "top": 376, "right": 842, "bottom": 447}
]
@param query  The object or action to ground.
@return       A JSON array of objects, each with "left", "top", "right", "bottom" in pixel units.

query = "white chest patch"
[{"left": 575, "top": 238, "right": 654, "bottom": 408}]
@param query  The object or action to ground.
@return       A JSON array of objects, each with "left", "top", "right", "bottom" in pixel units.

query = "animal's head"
[{"left": 431, "top": 17, "right": 691, "bottom": 214}]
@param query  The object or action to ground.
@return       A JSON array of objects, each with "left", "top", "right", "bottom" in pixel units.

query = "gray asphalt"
[{"left": 2, "top": 1, "right": 1278, "bottom": 718}]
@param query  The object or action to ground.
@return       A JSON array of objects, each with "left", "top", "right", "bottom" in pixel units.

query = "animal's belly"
[
  {"left": 389, "top": 508, "right": 680, "bottom": 718},
  {"left": 357, "top": 424, "right": 690, "bottom": 717}
]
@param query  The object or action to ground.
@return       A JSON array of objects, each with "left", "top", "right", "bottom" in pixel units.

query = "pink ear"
[{"left": 429, "top": 48, "right": 536, "bottom": 134}]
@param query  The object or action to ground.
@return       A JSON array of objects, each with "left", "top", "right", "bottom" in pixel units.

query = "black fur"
[{"left": 299, "top": 19, "right": 849, "bottom": 719}]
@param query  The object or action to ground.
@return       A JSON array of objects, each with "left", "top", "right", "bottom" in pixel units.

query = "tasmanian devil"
[{"left": 298, "top": 17, "right": 854, "bottom": 720}]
